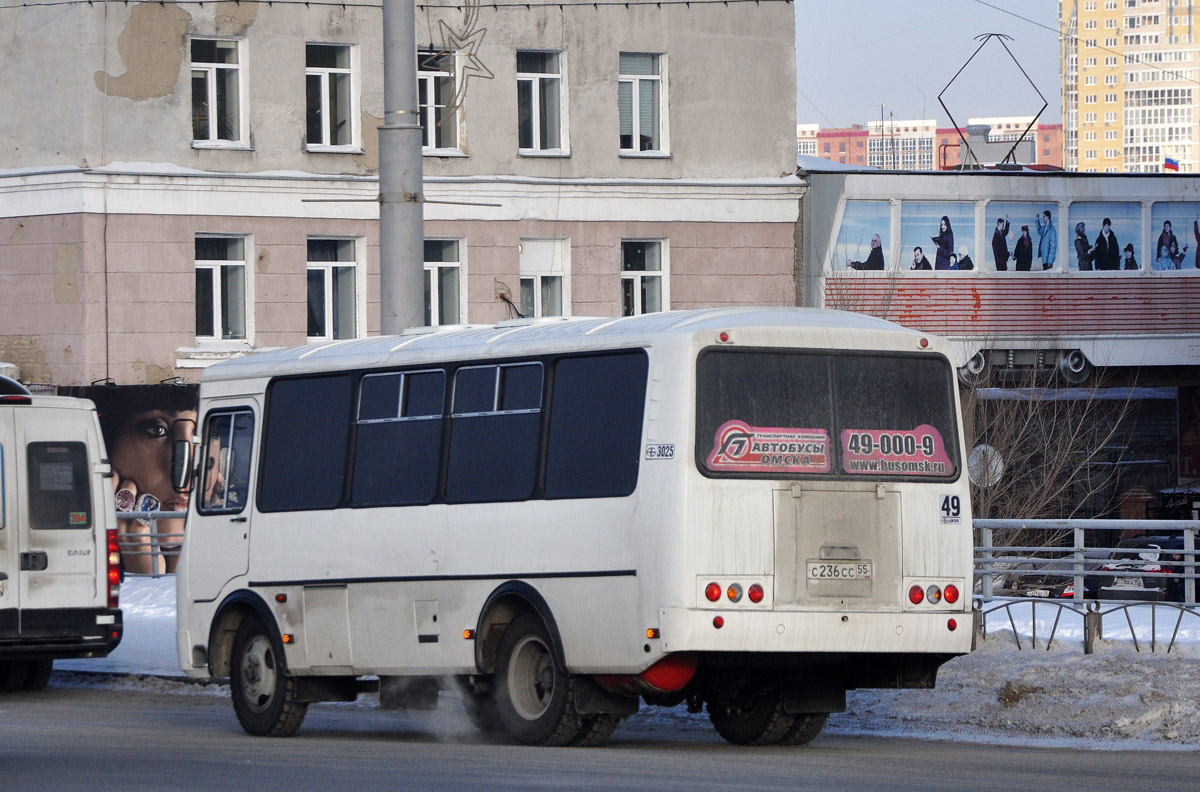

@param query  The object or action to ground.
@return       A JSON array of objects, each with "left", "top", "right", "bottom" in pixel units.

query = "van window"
[
  {"left": 544, "top": 352, "right": 647, "bottom": 499},
  {"left": 27, "top": 442, "right": 92, "bottom": 529},
  {"left": 446, "top": 363, "right": 543, "bottom": 503},
  {"left": 696, "top": 349, "right": 959, "bottom": 481},
  {"left": 260, "top": 375, "right": 353, "bottom": 511},
  {"left": 352, "top": 370, "right": 446, "bottom": 507},
  {"left": 199, "top": 410, "right": 255, "bottom": 514}
]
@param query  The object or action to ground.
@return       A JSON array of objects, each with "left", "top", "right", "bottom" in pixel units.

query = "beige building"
[
  {"left": 0, "top": 0, "right": 800, "bottom": 387},
  {"left": 1061, "top": 0, "right": 1198, "bottom": 172}
]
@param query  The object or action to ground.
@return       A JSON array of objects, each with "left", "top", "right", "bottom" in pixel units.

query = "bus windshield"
[{"left": 696, "top": 348, "right": 960, "bottom": 481}]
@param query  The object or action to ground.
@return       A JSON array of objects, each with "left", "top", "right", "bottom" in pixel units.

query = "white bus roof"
[{"left": 201, "top": 307, "right": 922, "bottom": 382}]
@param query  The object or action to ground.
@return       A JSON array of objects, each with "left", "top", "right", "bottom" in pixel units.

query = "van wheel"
[
  {"left": 21, "top": 659, "right": 53, "bottom": 691},
  {"left": 778, "top": 712, "right": 828, "bottom": 746},
  {"left": 0, "top": 661, "right": 29, "bottom": 692},
  {"left": 230, "top": 615, "right": 307, "bottom": 737},
  {"left": 708, "top": 688, "right": 794, "bottom": 746},
  {"left": 494, "top": 613, "right": 582, "bottom": 746}
]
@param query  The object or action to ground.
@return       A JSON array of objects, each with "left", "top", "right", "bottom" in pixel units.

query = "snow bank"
[{"left": 56, "top": 577, "right": 1200, "bottom": 749}]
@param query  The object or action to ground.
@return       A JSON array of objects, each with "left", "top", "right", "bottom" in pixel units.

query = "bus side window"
[
  {"left": 446, "top": 363, "right": 543, "bottom": 504},
  {"left": 351, "top": 370, "right": 445, "bottom": 507},
  {"left": 545, "top": 352, "right": 648, "bottom": 499},
  {"left": 259, "top": 376, "right": 352, "bottom": 512},
  {"left": 200, "top": 410, "right": 256, "bottom": 514}
]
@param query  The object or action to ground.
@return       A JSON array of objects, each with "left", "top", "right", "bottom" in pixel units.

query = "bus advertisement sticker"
[
  {"left": 840, "top": 425, "right": 952, "bottom": 476},
  {"left": 706, "top": 420, "right": 830, "bottom": 473}
]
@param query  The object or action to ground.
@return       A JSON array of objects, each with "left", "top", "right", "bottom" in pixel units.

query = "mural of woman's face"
[{"left": 110, "top": 409, "right": 197, "bottom": 514}]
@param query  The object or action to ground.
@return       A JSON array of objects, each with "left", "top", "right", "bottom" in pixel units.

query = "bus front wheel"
[
  {"left": 230, "top": 615, "right": 307, "bottom": 737},
  {"left": 494, "top": 613, "right": 582, "bottom": 746}
]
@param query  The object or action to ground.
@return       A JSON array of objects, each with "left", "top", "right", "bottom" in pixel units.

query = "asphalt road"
[{"left": 1, "top": 674, "right": 1196, "bottom": 792}]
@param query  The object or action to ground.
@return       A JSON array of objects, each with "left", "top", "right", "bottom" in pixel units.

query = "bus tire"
[
  {"left": 0, "top": 661, "right": 29, "bottom": 692},
  {"left": 708, "top": 688, "right": 793, "bottom": 746},
  {"left": 569, "top": 714, "right": 620, "bottom": 747},
  {"left": 494, "top": 613, "right": 582, "bottom": 746},
  {"left": 21, "top": 659, "right": 53, "bottom": 691},
  {"left": 777, "top": 712, "right": 828, "bottom": 746},
  {"left": 230, "top": 614, "right": 307, "bottom": 737}
]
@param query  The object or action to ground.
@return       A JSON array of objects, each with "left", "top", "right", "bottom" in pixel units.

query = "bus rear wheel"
[
  {"left": 230, "top": 615, "right": 307, "bottom": 737},
  {"left": 708, "top": 688, "right": 794, "bottom": 746},
  {"left": 494, "top": 613, "right": 582, "bottom": 746},
  {"left": 778, "top": 712, "right": 828, "bottom": 746}
]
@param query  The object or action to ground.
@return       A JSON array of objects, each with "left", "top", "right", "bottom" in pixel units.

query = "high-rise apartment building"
[{"left": 1061, "top": 0, "right": 1198, "bottom": 173}]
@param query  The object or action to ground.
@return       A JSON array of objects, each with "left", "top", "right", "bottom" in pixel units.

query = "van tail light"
[
  {"left": 943, "top": 584, "right": 960, "bottom": 604},
  {"left": 925, "top": 585, "right": 942, "bottom": 604},
  {"left": 908, "top": 585, "right": 924, "bottom": 605},
  {"left": 747, "top": 583, "right": 764, "bottom": 603},
  {"left": 705, "top": 582, "right": 722, "bottom": 602},
  {"left": 106, "top": 528, "right": 120, "bottom": 609}
]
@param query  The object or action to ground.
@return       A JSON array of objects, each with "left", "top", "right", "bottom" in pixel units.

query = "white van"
[
  {"left": 0, "top": 376, "right": 123, "bottom": 690},
  {"left": 177, "top": 308, "right": 973, "bottom": 746}
]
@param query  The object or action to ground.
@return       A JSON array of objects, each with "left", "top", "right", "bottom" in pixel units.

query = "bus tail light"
[
  {"left": 943, "top": 584, "right": 960, "bottom": 604},
  {"left": 726, "top": 583, "right": 743, "bottom": 602},
  {"left": 705, "top": 582, "right": 722, "bottom": 602},
  {"left": 712, "top": 616, "right": 724, "bottom": 629},
  {"left": 106, "top": 528, "right": 120, "bottom": 609},
  {"left": 908, "top": 584, "right": 924, "bottom": 605},
  {"left": 747, "top": 583, "right": 764, "bottom": 603},
  {"left": 947, "top": 619, "right": 958, "bottom": 632},
  {"left": 925, "top": 585, "right": 942, "bottom": 604}
]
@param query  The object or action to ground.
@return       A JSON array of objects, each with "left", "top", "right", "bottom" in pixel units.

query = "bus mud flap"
[
  {"left": 782, "top": 683, "right": 846, "bottom": 714},
  {"left": 577, "top": 676, "right": 639, "bottom": 717}
]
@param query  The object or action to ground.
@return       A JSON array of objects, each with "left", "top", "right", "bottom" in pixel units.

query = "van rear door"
[
  {"left": 0, "top": 409, "right": 18, "bottom": 633},
  {"left": 15, "top": 408, "right": 106, "bottom": 620}
]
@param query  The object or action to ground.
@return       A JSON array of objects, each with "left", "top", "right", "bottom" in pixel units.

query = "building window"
[
  {"left": 621, "top": 240, "right": 666, "bottom": 316},
  {"left": 418, "top": 50, "right": 457, "bottom": 150},
  {"left": 823, "top": 142, "right": 831, "bottom": 153},
  {"left": 195, "top": 236, "right": 247, "bottom": 340},
  {"left": 517, "top": 51, "right": 564, "bottom": 153},
  {"left": 191, "top": 39, "right": 242, "bottom": 144},
  {"left": 307, "top": 238, "right": 359, "bottom": 341},
  {"left": 619, "top": 53, "right": 665, "bottom": 154},
  {"left": 306, "top": 44, "right": 354, "bottom": 149},
  {"left": 519, "top": 238, "right": 568, "bottom": 317},
  {"left": 424, "top": 239, "right": 463, "bottom": 326}
]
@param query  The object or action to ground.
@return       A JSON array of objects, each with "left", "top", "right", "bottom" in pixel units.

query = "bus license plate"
[{"left": 807, "top": 561, "right": 873, "bottom": 581}]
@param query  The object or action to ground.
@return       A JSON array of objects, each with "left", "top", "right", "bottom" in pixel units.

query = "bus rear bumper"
[{"left": 658, "top": 607, "right": 972, "bottom": 656}]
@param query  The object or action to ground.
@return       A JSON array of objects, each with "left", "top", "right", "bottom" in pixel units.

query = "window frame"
[
  {"left": 195, "top": 234, "right": 252, "bottom": 344},
  {"left": 618, "top": 52, "right": 669, "bottom": 157},
  {"left": 418, "top": 49, "right": 460, "bottom": 153},
  {"left": 516, "top": 50, "right": 569, "bottom": 156},
  {"left": 305, "top": 43, "right": 360, "bottom": 152},
  {"left": 519, "top": 238, "right": 571, "bottom": 318},
  {"left": 620, "top": 239, "right": 669, "bottom": 316},
  {"left": 306, "top": 237, "right": 364, "bottom": 342},
  {"left": 191, "top": 37, "right": 249, "bottom": 149},
  {"left": 197, "top": 409, "right": 255, "bottom": 516},
  {"left": 423, "top": 238, "right": 467, "bottom": 326}
]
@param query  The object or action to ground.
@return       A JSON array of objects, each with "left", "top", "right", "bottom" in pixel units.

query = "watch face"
[
  {"left": 115, "top": 488, "right": 136, "bottom": 511},
  {"left": 135, "top": 494, "right": 161, "bottom": 526}
]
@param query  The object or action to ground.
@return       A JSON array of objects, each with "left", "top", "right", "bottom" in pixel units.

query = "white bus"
[{"left": 176, "top": 308, "right": 973, "bottom": 746}]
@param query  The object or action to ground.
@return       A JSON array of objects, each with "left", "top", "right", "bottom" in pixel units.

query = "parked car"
[{"left": 1071, "top": 536, "right": 1195, "bottom": 603}]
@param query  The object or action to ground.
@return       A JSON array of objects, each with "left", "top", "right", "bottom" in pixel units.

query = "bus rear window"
[
  {"left": 27, "top": 442, "right": 92, "bottom": 529},
  {"left": 696, "top": 349, "right": 960, "bottom": 481}
]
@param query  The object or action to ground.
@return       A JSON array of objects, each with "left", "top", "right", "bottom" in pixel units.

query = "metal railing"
[
  {"left": 975, "top": 518, "right": 1198, "bottom": 605},
  {"left": 115, "top": 509, "right": 186, "bottom": 577}
]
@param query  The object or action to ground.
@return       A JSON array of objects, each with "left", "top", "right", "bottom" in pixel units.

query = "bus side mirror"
[{"left": 172, "top": 438, "right": 194, "bottom": 493}]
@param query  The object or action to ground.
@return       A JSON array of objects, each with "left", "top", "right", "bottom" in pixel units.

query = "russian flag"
[{"left": 1165, "top": 157, "right": 1180, "bottom": 172}]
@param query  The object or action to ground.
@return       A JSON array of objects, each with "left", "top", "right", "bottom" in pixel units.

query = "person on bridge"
[
  {"left": 1156, "top": 220, "right": 1178, "bottom": 259},
  {"left": 1013, "top": 226, "right": 1034, "bottom": 272},
  {"left": 848, "top": 233, "right": 886, "bottom": 270},
  {"left": 1093, "top": 218, "right": 1121, "bottom": 270},
  {"left": 911, "top": 246, "right": 932, "bottom": 270},
  {"left": 931, "top": 216, "right": 954, "bottom": 270},
  {"left": 1123, "top": 243, "right": 1139, "bottom": 271},
  {"left": 991, "top": 217, "right": 1011, "bottom": 271},
  {"left": 1074, "top": 222, "right": 1095, "bottom": 271},
  {"left": 1035, "top": 209, "right": 1057, "bottom": 269}
]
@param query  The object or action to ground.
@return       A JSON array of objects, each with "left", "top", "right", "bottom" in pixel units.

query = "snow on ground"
[{"left": 57, "top": 576, "right": 1200, "bottom": 749}]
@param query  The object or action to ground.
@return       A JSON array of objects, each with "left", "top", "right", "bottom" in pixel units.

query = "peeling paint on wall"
[
  {"left": 214, "top": 1, "right": 260, "bottom": 35},
  {"left": 255, "top": 248, "right": 270, "bottom": 274},
  {"left": 0, "top": 336, "right": 51, "bottom": 384},
  {"left": 54, "top": 243, "right": 82, "bottom": 304},
  {"left": 354, "top": 112, "right": 383, "bottom": 171},
  {"left": 9, "top": 223, "right": 25, "bottom": 245},
  {"left": 94, "top": 3, "right": 192, "bottom": 101}
]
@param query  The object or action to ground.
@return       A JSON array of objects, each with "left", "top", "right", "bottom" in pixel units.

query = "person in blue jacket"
[{"left": 1035, "top": 209, "right": 1057, "bottom": 269}]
